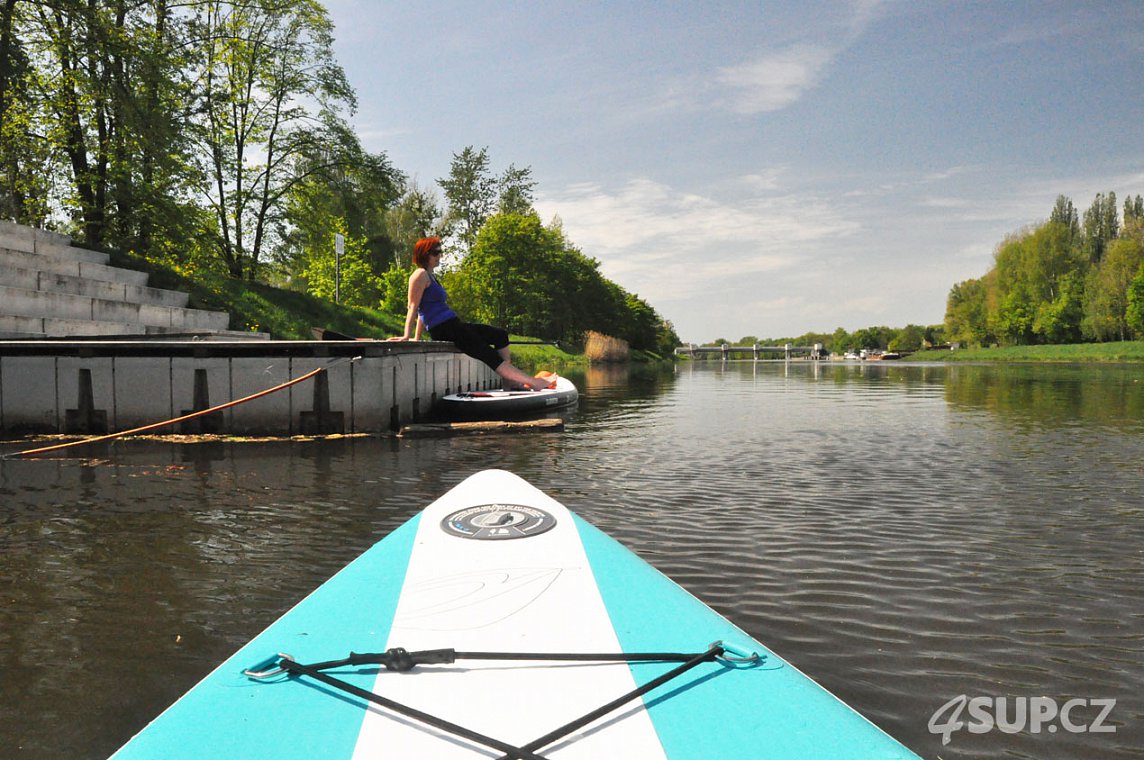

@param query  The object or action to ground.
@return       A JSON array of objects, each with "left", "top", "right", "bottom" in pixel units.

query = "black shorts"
[{"left": 428, "top": 318, "right": 509, "bottom": 371}]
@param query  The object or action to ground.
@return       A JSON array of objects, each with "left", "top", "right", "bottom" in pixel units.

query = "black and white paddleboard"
[
  {"left": 112, "top": 470, "right": 920, "bottom": 759},
  {"left": 439, "top": 375, "right": 578, "bottom": 419}
]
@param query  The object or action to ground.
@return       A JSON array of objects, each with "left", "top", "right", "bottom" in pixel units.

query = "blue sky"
[{"left": 324, "top": 0, "right": 1144, "bottom": 343}]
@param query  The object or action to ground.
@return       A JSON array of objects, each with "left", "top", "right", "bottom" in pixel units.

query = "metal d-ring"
[
  {"left": 243, "top": 653, "right": 295, "bottom": 680},
  {"left": 713, "top": 640, "right": 763, "bottom": 664}
]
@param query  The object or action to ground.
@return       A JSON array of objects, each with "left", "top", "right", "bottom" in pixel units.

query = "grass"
[
  {"left": 102, "top": 249, "right": 600, "bottom": 369},
  {"left": 509, "top": 338, "right": 585, "bottom": 372},
  {"left": 106, "top": 249, "right": 404, "bottom": 340},
  {"left": 904, "top": 341, "right": 1144, "bottom": 363}
]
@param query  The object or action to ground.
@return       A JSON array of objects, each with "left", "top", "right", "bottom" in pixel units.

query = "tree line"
[
  {"left": 0, "top": 1, "right": 678, "bottom": 354},
  {"left": 708, "top": 191, "right": 1144, "bottom": 353},
  {"left": 945, "top": 192, "right": 1144, "bottom": 346}
]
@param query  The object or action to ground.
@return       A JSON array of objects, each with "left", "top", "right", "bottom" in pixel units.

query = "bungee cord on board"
[{"left": 0, "top": 355, "right": 361, "bottom": 460}]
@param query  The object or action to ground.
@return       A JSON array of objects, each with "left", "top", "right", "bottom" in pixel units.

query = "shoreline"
[{"left": 901, "top": 340, "right": 1144, "bottom": 363}]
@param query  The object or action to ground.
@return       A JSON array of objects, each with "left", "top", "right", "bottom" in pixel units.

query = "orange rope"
[{"left": 3, "top": 356, "right": 360, "bottom": 459}]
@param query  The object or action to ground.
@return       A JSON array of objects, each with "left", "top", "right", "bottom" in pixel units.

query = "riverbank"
[{"left": 904, "top": 340, "right": 1144, "bottom": 363}]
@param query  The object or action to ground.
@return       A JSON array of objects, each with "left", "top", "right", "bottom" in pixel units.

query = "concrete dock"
[{"left": 0, "top": 339, "right": 498, "bottom": 437}]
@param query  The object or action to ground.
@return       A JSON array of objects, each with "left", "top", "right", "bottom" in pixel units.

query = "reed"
[{"left": 584, "top": 331, "right": 629, "bottom": 363}]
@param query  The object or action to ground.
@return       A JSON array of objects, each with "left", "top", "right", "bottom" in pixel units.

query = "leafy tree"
[
  {"left": 498, "top": 163, "right": 536, "bottom": 215},
  {"left": 191, "top": 0, "right": 355, "bottom": 280},
  {"left": 439, "top": 145, "right": 497, "bottom": 255},
  {"left": 276, "top": 128, "right": 403, "bottom": 295},
  {"left": 1, "top": 0, "right": 52, "bottom": 224},
  {"left": 944, "top": 275, "right": 991, "bottom": 346},
  {"left": 295, "top": 216, "right": 377, "bottom": 306},
  {"left": 446, "top": 211, "right": 674, "bottom": 352},
  {"left": 1033, "top": 271, "right": 1083, "bottom": 344},
  {"left": 1124, "top": 194, "right": 1143, "bottom": 227},
  {"left": 1082, "top": 191, "right": 1119, "bottom": 264},
  {"left": 1049, "top": 194, "right": 1079, "bottom": 238},
  {"left": 830, "top": 326, "right": 852, "bottom": 353},
  {"left": 888, "top": 324, "right": 925, "bottom": 352},
  {"left": 1126, "top": 262, "right": 1144, "bottom": 337},
  {"left": 384, "top": 181, "right": 445, "bottom": 269},
  {"left": 1082, "top": 234, "right": 1144, "bottom": 341}
]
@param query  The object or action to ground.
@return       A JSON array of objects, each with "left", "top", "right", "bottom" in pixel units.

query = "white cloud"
[
  {"left": 715, "top": 45, "right": 835, "bottom": 113},
  {"left": 535, "top": 177, "right": 862, "bottom": 310}
]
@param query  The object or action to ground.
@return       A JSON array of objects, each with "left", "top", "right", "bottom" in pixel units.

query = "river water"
[{"left": 1, "top": 360, "right": 1141, "bottom": 759}]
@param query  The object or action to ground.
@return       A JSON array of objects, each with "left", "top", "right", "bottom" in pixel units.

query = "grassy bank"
[
  {"left": 904, "top": 341, "right": 1144, "bottom": 363},
  {"left": 105, "top": 249, "right": 604, "bottom": 370}
]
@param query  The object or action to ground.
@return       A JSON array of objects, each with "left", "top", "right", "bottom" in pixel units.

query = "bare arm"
[{"left": 389, "top": 269, "right": 429, "bottom": 341}]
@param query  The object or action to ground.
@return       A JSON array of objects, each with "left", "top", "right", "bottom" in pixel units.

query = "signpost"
[{"left": 334, "top": 233, "right": 344, "bottom": 304}]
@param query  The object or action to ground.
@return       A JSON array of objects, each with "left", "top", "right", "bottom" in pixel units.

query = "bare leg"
[{"left": 496, "top": 361, "right": 551, "bottom": 390}]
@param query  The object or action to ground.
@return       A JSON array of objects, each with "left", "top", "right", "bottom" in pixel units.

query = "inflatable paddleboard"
[
  {"left": 439, "top": 375, "right": 578, "bottom": 419},
  {"left": 112, "top": 470, "right": 920, "bottom": 759}
]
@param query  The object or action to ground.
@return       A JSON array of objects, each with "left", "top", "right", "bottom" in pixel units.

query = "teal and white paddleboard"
[{"left": 113, "top": 470, "right": 920, "bottom": 759}]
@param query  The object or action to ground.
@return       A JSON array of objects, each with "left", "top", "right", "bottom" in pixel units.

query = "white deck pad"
[{"left": 351, "top": 470, "right": 667, "bottom": 757}]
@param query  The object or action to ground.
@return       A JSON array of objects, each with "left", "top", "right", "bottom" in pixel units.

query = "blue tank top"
[{"left": 417, "top": 274, "right": 457, "bottom": 329}]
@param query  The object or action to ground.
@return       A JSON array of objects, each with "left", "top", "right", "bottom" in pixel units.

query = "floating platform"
[{"left": 398, "top": 418, "right": 564, "bottom": 438}]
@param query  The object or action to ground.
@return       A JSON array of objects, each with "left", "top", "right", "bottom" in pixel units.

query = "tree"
[
  {"left": 944, "top": 276, "right": 991, "bottom": 346},
  {"left": 1049, "top": 194, "right": 1080, "bottom": 240},
  {"left": 1126, "top": 262, "right": 1144, "bottom": 338},
  {"left": 498, "top": 163, "right": 536, "bottom": 215},
  {"left": 1033, "top": 271, "right": 1083, "bottom": 344},
  {"left": 383, "top": 181, "right": 444, "bottom": 268},
  {"left": 446, "top": 211, "right": 674, "bottom": 351},
  {"left": 276, "top": 126, "right": 403, "bottom": 291},
  {"left": 191, "top": 0, "right": 356, "bottom": 280},
  {"left": 1124, "top": 194, "right": 1143, "bottom": 227},
  {"left": 1081, "top": 235, "right": 1144, "bottom": 341},
  {"left": 888, "top": 324, "right": 925, "bottom": 352},
  {"left": 438, "top": 145, "right": 496, "bottom": 255},
  {"left": 1082, "top": 191, "right": 1119, "bottom": 264}
]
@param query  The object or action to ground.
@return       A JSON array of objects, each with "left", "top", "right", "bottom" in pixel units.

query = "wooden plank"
[{"left": 397, "top": 418, "right": 564, "bottom": 438}]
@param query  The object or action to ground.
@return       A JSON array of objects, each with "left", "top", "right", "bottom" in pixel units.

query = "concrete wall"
[{"left": 0, "top": 339, "right": 498, "bottom": 436}]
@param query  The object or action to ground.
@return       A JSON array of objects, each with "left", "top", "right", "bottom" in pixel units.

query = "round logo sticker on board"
[{"left": 441, "top": 503, "right": 557, "bottom": 540}]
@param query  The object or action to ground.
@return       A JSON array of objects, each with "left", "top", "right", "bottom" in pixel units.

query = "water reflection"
[
  {"left": 942, "top": 363, "right": 1144, "bottom": 430},
  {"left": 1, "top": 361, "right": 1141, "bottom": 759}
]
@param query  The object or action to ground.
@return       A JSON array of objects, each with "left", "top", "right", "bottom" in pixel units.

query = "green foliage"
[
  {"left": 1083, "top": 191, "right": 1119, "bottom": 263},
  {"left": 439, "top": 146, "right": 497, "bottom": 255},
  {"left": 295, "top": 218, "right": 380, "bottom": 306},
  {"left": 1, "top": 10, "right": 679, "bottom": 358},
  {"left": 378, "top": 261, "right": 409, "bottom": 317},
  {"left": 1033, "top": 271, "right": 1083, "bottom": 344},
  {"left": 1126, "top": 263, "right": 1144, "bottom": 337},
  {"left": 443, "top": 212, "right": 677, "bottom": 355},
  {"left": 384, "top": 182, "right": 445, "bottom": 266},
  {"left": 945, "top": 275, "right": 993, "bottom": 346},
  {"left": 192, "top": 0, "right": 357, "bottom": 280},
  {"left": 888, "top": 324, "right": 925, "bottom": 352},
  {"left": 943, "top": 192, "right": 1143, "bottom": 347},
  {"left": 1081, "top": 235, "right": 1144, "bottom": 341}
]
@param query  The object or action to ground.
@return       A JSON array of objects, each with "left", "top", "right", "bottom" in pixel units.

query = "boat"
[
  {"left": 438, "top": 374, "right": 578, "bottom": 419},
  {"left": 112, "top": 470, "right": 920, "bottom": 759}
]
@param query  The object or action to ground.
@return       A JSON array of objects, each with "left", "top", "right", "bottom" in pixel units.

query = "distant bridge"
[{"left": 674, "top": 343, "right": 827, "bottom": 360}]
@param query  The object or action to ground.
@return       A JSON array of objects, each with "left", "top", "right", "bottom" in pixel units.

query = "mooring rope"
[{"left": 1, "top": 355, "right": 361, "bottom": 460}]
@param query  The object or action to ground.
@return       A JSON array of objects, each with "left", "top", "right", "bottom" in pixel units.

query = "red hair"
[{"left": 412, "top": 237, "right": 442, "bottom": 268}]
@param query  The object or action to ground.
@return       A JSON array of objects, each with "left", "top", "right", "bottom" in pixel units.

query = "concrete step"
[
  {"left": 0, "top": 284, "right": 231, "bottom": 331},
  {"left": 0, "top": 261, "right": 189, "bottom": 308},
  {"left": 0, "top": 315, "right": 269, "bottom": 339},
  {"left": 0, "top": 220, "right": 76, "bottom": 256},
  {"left": 0, "top": 246, "right": 149, "bottom": 287},
  {"left": 0, "top": 315, "right": 184, "bottom": 337}
]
